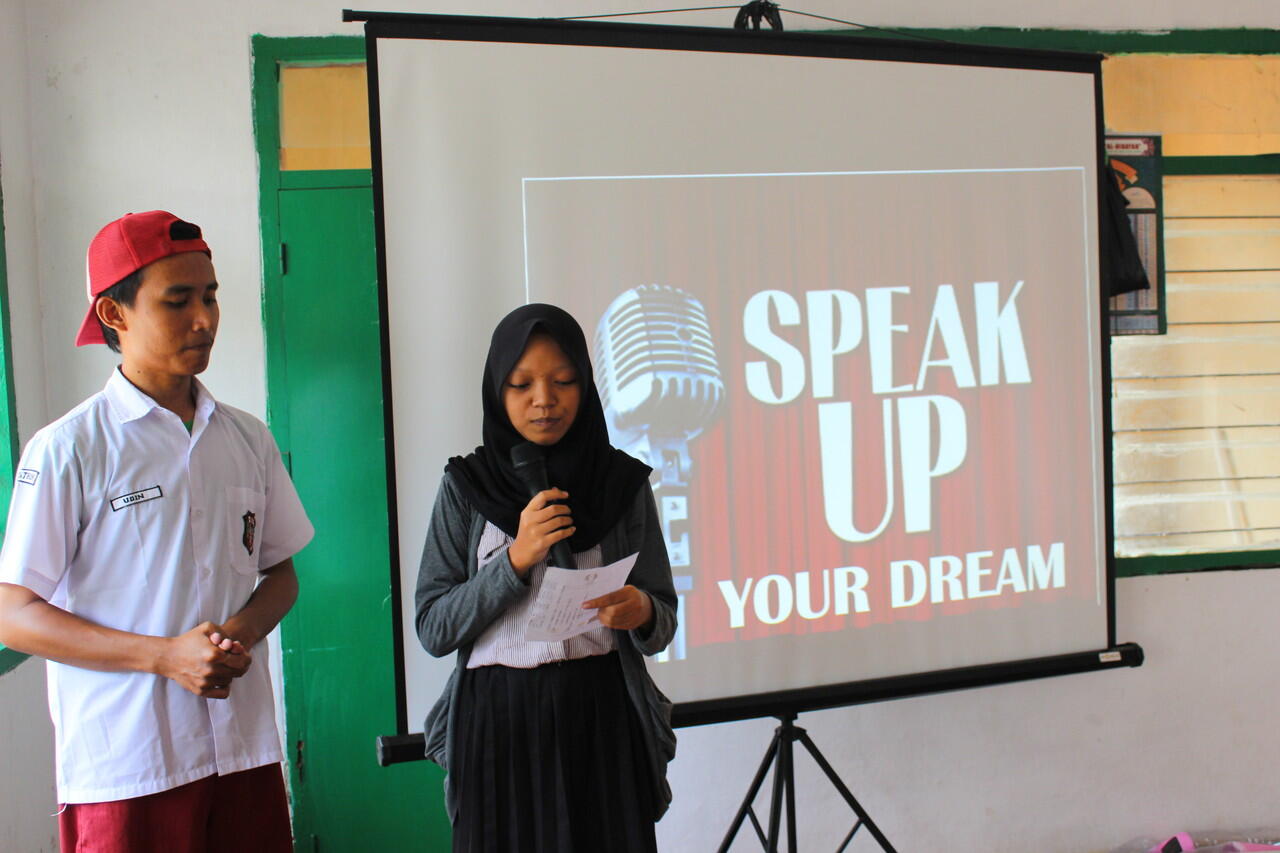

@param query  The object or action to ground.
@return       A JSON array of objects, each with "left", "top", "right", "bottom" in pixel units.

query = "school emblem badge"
[{"left": 242, "top": 510, "right": 257, "bottom": 555}]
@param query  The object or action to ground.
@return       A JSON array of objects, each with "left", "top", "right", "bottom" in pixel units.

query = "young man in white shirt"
[{"left": 0, "top": 210, "right": 314, "bottom": 852}]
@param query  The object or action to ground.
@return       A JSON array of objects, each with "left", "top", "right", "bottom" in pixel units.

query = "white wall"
[
  {"left": 1, "top": 3, "right": 57, "bottom": 850},
  {"left": 0, "top": 658, "right": 57, "bottom": 853},
  {"left": 2, "top": 2, "right": 1279, "bottom": 852}
]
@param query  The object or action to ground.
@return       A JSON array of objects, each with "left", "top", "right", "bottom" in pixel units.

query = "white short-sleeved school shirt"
[{"left": 0, "top": 369, "right": 314, "bottom": 804}]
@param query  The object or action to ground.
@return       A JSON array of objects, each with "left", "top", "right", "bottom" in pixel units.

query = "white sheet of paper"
[{"left": 525, "top": 552, "right": 639, "bottom": 642}]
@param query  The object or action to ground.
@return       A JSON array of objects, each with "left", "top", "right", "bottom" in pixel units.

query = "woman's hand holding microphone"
[
  {"left": 507, "top": 489, "right": 653, "bottom": 631},
  {"left": 508, "top": 488, "right": 575, "bottom": 576}
]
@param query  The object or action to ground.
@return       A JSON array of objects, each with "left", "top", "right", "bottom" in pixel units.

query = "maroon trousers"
[{"left": 58, "top": 763, "right": 292, "bottom": 853}]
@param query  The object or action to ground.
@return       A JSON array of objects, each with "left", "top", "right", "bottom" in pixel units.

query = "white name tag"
[
  {"left": 110, "top": 486, "right": 163, "bottom": 511},
  {"left": 16, "top": 468, "right": 38, "bottom": 486}
]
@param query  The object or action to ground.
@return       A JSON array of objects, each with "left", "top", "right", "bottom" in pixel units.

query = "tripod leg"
[
  {"left": 784, "top": 730, "right": 798, "bottom": 853},
  {"left": 716, "top": 733, "right": 781, "bottom": 853},
  {"left": 766, "top": 728, "right": 788, "bottom": 853},
  {"left": 795, "top": 730, "right": 899, "bottom": 853}
]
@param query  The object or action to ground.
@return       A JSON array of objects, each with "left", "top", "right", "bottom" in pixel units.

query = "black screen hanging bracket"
[{"left": 733, "top": 1, "right": 784, "bottom": 30}]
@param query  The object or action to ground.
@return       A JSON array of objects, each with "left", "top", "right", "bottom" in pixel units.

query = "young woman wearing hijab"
[{"left": 416, "top": 303, "right": 677, "bottom": 852}]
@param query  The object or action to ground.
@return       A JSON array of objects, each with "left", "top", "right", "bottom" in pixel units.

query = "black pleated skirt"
[{"left": 452, "top": 651, "right": 658, "bottom": 853}]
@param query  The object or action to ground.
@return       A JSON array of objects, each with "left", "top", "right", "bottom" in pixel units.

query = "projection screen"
[{"left": 355, "top": 13, "right": 1140, "bottom": 739}]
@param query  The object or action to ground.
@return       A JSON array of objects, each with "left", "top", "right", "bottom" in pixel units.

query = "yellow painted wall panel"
[
  {"left": 1164, "top": 218, "right": 1280, "bottom": 271},
  {"left": 1112, "top": 384, "right": 1280, "bottom": 430},
  {"left": 1165, "top": 275, "right": 1280, "bottom": 324},
  {"left": 1161, "top": 133, "right": 1280, "bottom": 157},
  {"left": 1164, "top": 176, "right": 1280, "bottom": 218},
  {"left": 1114, "top": 495, "right": 1250, "bottom": 536},
  {"left": 1104, "top": 54, "right": 1280, "bottom": 157},
  {"left": 280, "top": 146, "right": 371, "bottom": 171},
  {"left": 1112, "top": 172, "right": 1280, "bottom": 555},
  {"left": 1119, "top": 478, "right": 1280, "bottom": 497},
  {"left": 279, "top": 63, "right": 371, "bottom": 171},
  {"left": 1111, "top": 336, "right": 1280, "bottom": 378},
  {"left": 1117, "top": 530, "right": 1280, "bottom": 556},
  {"left": 1114, "top": 440, "right": 1280, "bottom": 484},
  {"left": 1115, "top": 496, "right": 1280, "bottom": 538}
]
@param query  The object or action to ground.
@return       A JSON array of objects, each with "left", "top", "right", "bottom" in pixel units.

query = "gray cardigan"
[{"left": 415, "top": 473, "right": 678, "bottom": 822}]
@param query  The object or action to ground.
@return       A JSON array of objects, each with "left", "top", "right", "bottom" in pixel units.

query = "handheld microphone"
[{"left": 510, "top": 442, "right": 576, "bottom": 570}]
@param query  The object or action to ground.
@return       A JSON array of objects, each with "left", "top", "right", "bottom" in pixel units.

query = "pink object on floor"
[{"left": 1149, "top": 835, "right": 1195, "bottom": 853}]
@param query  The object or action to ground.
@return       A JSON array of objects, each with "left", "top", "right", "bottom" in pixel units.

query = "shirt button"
[{"left": 193, "top": 509, "right": 204, "bottom": 519}]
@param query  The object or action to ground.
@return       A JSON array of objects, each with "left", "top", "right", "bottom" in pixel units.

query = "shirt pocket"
[{"left": 225, "top": 485, "right": 266, "bottom": 575}]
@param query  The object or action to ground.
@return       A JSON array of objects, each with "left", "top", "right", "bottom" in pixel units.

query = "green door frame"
[
  {"left": 251, "top": 34, "right": 448, "bottom": 851},
  {"left": 252, "top": 34, "right": 371, "bottom": 451},
  {"left": 0, "top": 172, "right": 28, "bottom": 676}
]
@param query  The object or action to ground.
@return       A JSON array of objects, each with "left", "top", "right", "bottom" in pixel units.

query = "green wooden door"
[{"left": 274, "top": 181, "right": 449, "bottom": 851}]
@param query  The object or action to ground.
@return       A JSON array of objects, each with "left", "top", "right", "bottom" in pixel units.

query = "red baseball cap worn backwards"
[{"left": 76, "top": 210, "right": 211, "bottom": 347}]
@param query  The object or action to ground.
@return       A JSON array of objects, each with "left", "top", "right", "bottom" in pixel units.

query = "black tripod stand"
[{"left": 717, "top": 714, "right": 898, "bottom": 853}]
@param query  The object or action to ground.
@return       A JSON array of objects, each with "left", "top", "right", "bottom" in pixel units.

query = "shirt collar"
[{"left": 104, "top": 368, "right": 218, "bottom": 424}]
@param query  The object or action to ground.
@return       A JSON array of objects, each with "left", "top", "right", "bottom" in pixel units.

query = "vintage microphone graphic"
[{"left": 595, "top": 284, "right": 724, "bottom": 661}]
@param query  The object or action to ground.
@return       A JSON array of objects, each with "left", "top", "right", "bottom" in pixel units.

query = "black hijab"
[{"left": 445, "top": 303, "right": 652, "bottom": 551}]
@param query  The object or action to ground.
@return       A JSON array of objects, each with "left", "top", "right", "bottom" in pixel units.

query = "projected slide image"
[{"left": 525, "top": 169, "right": 1106, "bottom": 699}]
